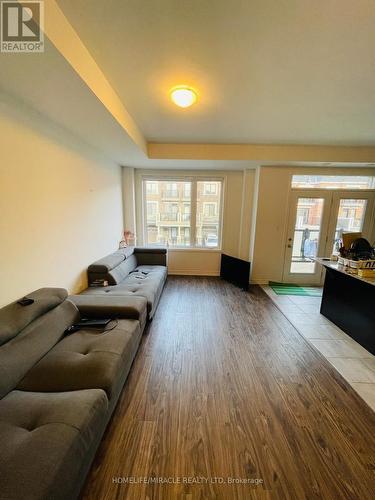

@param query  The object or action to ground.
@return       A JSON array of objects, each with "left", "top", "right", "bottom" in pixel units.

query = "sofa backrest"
[
  {"left": 87, "top": 247, "right": 135, "bottom": 285},
  {"left": 87, "top": 246, "right": 168, "bottom": 286},
  {"left": 0, "top": 288, "right": 79, "bottom": 398},
  {"left": 134, "top": 247, "right": 168, "bottom": 267},
  {"left": 107, "top": 254, "right": 137, "bottom": 284},
  {"left": 0, "top": 288, "right": 68, "bottom": 346}
]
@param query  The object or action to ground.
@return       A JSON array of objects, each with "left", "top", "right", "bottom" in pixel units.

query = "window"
[
  {"left": 203, "top": 203, "right": 217, "bottom": 217},
  {"left": 196, "top": 181, "right": 222, "bottom": 248},
  {"left": 297, "top": 207, "right": 310, "bottom": 225},
  {"left": 203, "top": 182, "right": 218, "bottom": 195},
  {"left": 183, "top": 183, "right": 191, "bottom": 198},
  {"left": 146, "top": 182, "right": 158, "bottom": 194},
  {"left": 146, "top": 201, "right": 158, "bottom": 222},
  {"left": 182, "top": 203, "right": 190, "bottom": 222},
  {"left": 143, "top": 178, "right": 223, "bottom": 248},
  {"left": 291, "top": 175, "right": 375, "bottom": 189},
  {"left": 161, "top": 202, "right": 179, "bottom": 221},
  {"left": 164, "top": 182, "right": 178, "bottom": 198}
]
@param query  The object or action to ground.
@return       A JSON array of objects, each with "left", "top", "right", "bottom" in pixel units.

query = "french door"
[{"left": 283, "top": 189, "right": 375, "bottom": 285}]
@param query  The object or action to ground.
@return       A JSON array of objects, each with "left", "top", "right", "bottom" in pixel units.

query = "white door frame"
[
  {"left": 283, "top": 189, "right": 375, "bottom": 285},
  {"left": 283, "top": 189, "right": 332, "bottom": 285}
]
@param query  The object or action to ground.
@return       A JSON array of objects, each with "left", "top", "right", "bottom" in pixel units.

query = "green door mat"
[{"left": 269, "top": 281, "right": 322, "bottom": 297}]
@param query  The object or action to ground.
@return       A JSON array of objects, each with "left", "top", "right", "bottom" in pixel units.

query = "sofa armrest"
[
  {"left": 68, "top": 295, "right": 147, "bottom": 321},
  {"left": 134, "top": 247, "right": 167, "bottom": 266}
]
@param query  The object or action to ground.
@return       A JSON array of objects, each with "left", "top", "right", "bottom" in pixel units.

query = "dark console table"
[{"left": 316, "top": 258, "right": 375, "bottom": 355}]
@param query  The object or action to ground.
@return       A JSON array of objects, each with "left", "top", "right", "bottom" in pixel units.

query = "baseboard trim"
[
  {"left": 167, "top": 273, "right": 267, "bottom": 282},
  {"left": 168, "top": 270, "right": 220, "bottom": 277},
  {"left": 250, "top": 278, "right": 269, "bottom": 285}
]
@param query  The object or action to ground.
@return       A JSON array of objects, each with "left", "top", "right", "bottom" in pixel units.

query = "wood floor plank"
[{"left": 81, "top": 277, "right": 375, "bottom": 500}]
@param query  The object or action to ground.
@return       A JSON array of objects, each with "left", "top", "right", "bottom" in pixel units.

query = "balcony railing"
[
  {"left": 291, "top": 228, "right": 320, "bottom": 262},
  {"left": 160, "top": 212, "right": 178, "bottom": 221},
  {"left": 147, "top": 213, "right": 220, "bottom": 225},
  {"left": 162, "top": 190, "right": 179, "bottom": 198},
  {"left": 197, "top": 213, "right": 218, "bottom": 223},
  {"left": 146, "top": 214, "right": 157, "bottom": 223},
  {"left": 147, "top": 212, "right": 192, "bottom": 224}
]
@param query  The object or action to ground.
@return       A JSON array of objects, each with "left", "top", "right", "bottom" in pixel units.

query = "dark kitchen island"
[{"left": 316, "top": 258, "right": 375, "bottom": 355}]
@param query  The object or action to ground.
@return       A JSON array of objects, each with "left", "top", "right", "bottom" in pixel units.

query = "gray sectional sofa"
[
  {"left": 0, "top": 247, "right": 167, "bottom": 500},
  {"left": 0, "top": 287, "right": 147, "bottom": 500},
  {"left": 80, "top": 246, "right": 168, "bottom": 319}
]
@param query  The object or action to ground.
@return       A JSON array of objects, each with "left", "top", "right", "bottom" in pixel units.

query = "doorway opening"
[{"left": 283, "top": 176, "right": 375, "bottom": 285}]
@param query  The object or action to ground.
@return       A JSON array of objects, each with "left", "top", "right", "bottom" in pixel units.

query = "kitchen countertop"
[{"left": 316, "top": 257, "right": 375, "bottom": 287}]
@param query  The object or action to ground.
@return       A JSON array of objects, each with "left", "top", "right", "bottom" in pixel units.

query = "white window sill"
[{"left": 167, "top": 247, "right": 222, "bottom": 253}]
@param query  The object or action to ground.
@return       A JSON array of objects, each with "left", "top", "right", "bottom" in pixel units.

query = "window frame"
[
  {"left": 146, "top": 200, "right": 158, "bottom": 216},
  {"left": 142, "top": 176, "right": 224, "bottom": 250},
  {"left": 146, "top": 181, "right": 159, "bottom": 195},
  {"left": 290, "top": 174, "right": 375, "bottom": 190},
  {"left": 203, "top": 182, "right": 218, "bottom": 195},
  {"left": 203, "top": 202, "right": 218, "bottom": 217}
]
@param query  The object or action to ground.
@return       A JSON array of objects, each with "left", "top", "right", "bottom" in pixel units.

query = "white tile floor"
[{"left": 262, "top": 285, "right": 375, "bottom": 412}]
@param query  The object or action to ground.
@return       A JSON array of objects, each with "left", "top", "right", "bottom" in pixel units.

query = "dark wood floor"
[{"left": 81, "top": 277, "right": 375, "bottom": 500}]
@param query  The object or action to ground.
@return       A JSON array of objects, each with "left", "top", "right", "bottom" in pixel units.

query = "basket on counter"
[
  {"left": 338, "top": 257, "right": 375, "bottom": 270},
  {"left": 349, "top": 259, "right": 375, "bottom": 270}
]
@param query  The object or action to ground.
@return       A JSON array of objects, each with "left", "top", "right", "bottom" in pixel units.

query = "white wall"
[
  {"left": 132, "top": 166, "right": 374, "bottom": 280},
  {"left": 251, "top": 167, "right": 292, "bottom": 284},
  {"left": 133, "top": 169, "right": 256, "bottom": 276},
  {"left": 122, "top": 166, "right": 136, "bottom": 234},
  {"left": 0, "top": 94, "right": 123, "bottom": 307}
]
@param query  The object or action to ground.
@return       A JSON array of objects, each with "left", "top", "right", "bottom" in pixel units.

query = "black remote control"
[{"left": 77, "top": 319, "right": 111, "bottom": 328}]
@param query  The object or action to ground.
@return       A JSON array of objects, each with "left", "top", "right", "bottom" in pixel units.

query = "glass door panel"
[
  {"left": 283, "top": 189, "right": 375, "bottom": 285},
  {"left": 290, "top": 198, "right": 324, "bottom": 274},
  {"left": 327, "top": 191, "right": 375, "bottom": 256},
  {"left": 332, "top": 199, "right": 367, "bottom": 254},
  {"left": 283, "top": 190, "right": 331, "bottom": 285},
  {"left": 196, "top": 181, "right": 222, "bottom": 248}
]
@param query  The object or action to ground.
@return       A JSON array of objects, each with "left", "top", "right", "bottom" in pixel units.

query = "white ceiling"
[
  {"left": 0, "top": 41, "right": 254, "bottom": 169},
  {"left": 1, "top": 1, "right": 374, "bottom": 170},
  {"left": 0, "top": 38, "right": 147, "bottom": 165},
  {"left": 56, "top": 0, "right": 375, "bottom": 145}
]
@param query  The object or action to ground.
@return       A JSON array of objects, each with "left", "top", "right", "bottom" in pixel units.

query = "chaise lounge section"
[
  {"left": 80, "top": 246, "right": 168, "bottom": 319},
  {"left": 0, "top": 287, "right": 147, "bottom": 500}
]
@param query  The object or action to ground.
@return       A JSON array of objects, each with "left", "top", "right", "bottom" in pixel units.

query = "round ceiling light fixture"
[{"left": 170, "top": 85, "right": 198, "bottom": 108}]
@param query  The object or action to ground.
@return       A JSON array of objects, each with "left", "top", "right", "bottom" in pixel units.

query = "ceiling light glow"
[{"left": 170, "top": 86, "right": 197, "bottom": 108}]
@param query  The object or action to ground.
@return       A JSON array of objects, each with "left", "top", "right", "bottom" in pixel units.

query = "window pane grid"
[
  {"left": 291, "top": 175, "right": 375, "bottom": 190},
  {"left": 290, "top": 197, "right": 324, "bottom": 274},
  {"left": 143, "top": 179, "right": 223, "bottom": 248}
]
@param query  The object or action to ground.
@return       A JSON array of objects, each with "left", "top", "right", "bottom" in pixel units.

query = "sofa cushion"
[
  {"left": 80, "top": 286, "right": 156, "bottom": 317},
  {"left": 135, "top": 265, "right": 168, "bottom": 276},
  {"left": 82, "top": 265, "right": 167, "bottom": 318},
  {"left": 0, "top": 300, "right": 79, "bottom": 399},
  {"left": 80, "top": 282, "right": 158, "bottom": 314},
  {"left": 0, "top": 288, "right": 68, "bottom": 346},
  {"left": 129, "top": 265, "right": 167, "bottom": 314},
  {"left": 17, "top": 319, "right": 142, "bottom": 400},
  {"left": 0, "top": 389, "right": 108, "bottom": 500},
  {"left": 68, "top": 294, "right": 147, "bottom": 331}
]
